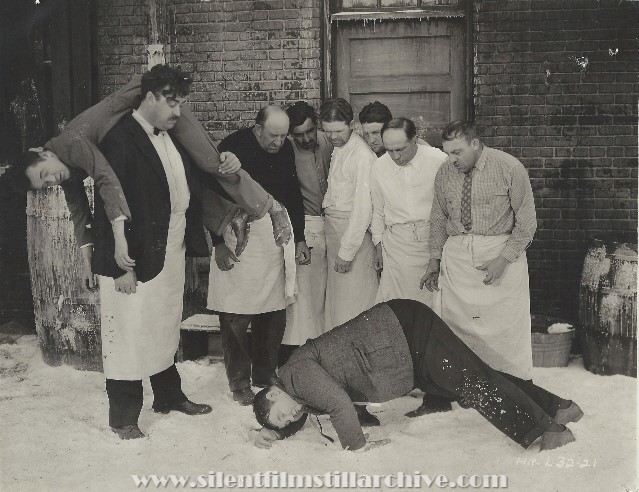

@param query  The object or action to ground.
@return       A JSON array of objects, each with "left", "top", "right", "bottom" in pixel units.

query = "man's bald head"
[{"left": 254, "top": 105, "right": 289, "bottom": 153}]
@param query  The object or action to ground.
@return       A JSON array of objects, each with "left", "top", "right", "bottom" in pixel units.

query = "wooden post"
[
  {"left": 146, "top": 0, "right": 169, "bottom": 69},
  {"left": 27, "top": 182, "right": 103, "bottom": 371}
]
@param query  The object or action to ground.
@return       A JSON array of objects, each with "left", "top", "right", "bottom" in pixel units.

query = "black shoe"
[
  {"left": 540, "top": 426, "right": 575, "bottom": 451},
  {"left": 232, "top": 388, "right": 255, "bottom": 406},
  {"left": 153, "top": 399, "right": 212, "bottom": 415},
  {"left": 230, "top": 208, "right": 251, "bottom": 257},
  {"left": 111, "top": 424, "right": 145, "bottom": 440},
  {"left": 554, "top": 402, "right": 584, "bottom": 425},
  {"left": 405, "top": 400, "right": 453, "bottom": 418},
  {"left": 355, "top": 405, "right": 380, "bottom": 427}
]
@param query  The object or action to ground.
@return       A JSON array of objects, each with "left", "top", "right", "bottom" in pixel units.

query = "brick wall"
[
  {"left": 97, "top": 0, "right": 322, "bottom": 141},
  {"left": 474, "top": 0, "right": 638, "bottom": 321}
]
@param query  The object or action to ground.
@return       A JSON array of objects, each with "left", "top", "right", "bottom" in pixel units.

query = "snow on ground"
[{"left": 0, "top": 335, "right": 636, "bottom": 492}]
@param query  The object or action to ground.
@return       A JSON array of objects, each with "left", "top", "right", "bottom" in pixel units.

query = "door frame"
[{"left": 321, "top": 0, "right": 474, "bottom": 121}]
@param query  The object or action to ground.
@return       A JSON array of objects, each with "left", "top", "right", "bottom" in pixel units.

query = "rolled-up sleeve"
[
  {"left": 428, "top": 168, "right": 449, "bottom": 260},
  {"left": 500, "top": 165, "right": 537, "bottom": 262}
]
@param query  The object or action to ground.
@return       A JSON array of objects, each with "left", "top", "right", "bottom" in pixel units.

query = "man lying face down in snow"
[{"left": 252, "top": 299, "right": 583, "bottom": 452}]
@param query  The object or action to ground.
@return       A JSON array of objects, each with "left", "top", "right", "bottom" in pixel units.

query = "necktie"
[
  {"left": 461, "top": 171, "right": 472, "bottom": 231},
  {"left": 313, "top": 148, "right": 328, "bottom": 196},
  {"left": 153, "top": 127, "right": 162, "bottom": 135}
]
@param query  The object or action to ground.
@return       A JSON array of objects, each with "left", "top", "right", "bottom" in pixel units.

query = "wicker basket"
[{"left": 531, "top": 314, "right": 574, "bottom": 368}]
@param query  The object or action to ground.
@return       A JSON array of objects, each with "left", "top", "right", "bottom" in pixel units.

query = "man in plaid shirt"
[{"left": 419, "top": 120, "right": 537, "bottom": 418}]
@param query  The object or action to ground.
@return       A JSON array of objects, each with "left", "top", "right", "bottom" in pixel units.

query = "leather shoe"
[
  {"left": 111, "top": 424, "right": 145, "bottom": 440},
  {"left": 153, "top": 399, "right": 212, "bottom": 415},
  {"left": 232, "top": 388, "right": 255, "bottom": 406},
  {"left": 405, "top": 400, "right": 453, "bottom": 418},
  {"left": 540, "top": 426, "right": 575, "bottom": 451},
  {"left": 230, "top": 208, "right": 251, "bottom": 257},
  {"left": 355, "top": 405, "right": 380, "bottom": 427},
  {"left": 554, "top": 401, "right": 583, "bottom": 425},
  {"left": 268, "top": 201, "right": 292, "bottom": 247}
]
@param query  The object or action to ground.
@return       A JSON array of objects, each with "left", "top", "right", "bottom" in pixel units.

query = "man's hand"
[
  {"left": 114, "top": 270, "right": 137, "bottom": 294},
  {"left": 80, "top": 246, "right": 98, "bottom": 292},
  {"left": 114, "top": 236, "right": 135, "bottom": 271},
  {"left": 477, "top": 256, "right": 510, "bottom": 285},
  {"left": 215, "top": 243, "right": 240, "bottom": 271},
  {"left": 420, "top": 259, "right": 441, "bottom": 291},
  {"left": 373, "top": 243, "right": 383, "bottom": 273},
  {"left": 334, "top": 255, "right": 353, "bottom": 274},
  {"left": 353, "top": 438, "right": 391, "bottom": 452},
  {"left": 251, "top": 428, "right": 280, "bottom": 449},
  {"left": 218, "top": 151, "right": 242, "bottom": 174},
  {"left": 112, "top": 219, "right": 135, "bottom": 271},
  {"left": 295, "top": 241, "right": 311, "bottom": 265}
]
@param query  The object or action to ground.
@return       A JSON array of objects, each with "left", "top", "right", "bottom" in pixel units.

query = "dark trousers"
[
  {"left": 105, "top": 364, "right": 187, "bottom": 428},
  {"left": 278, "top": 344, "right": 298, "bottom": 368},
  {"left": 423, "top": 372, "right": 564, "bottom": 417},
  {"left": 388, "top": 299, "right": 561, "bottom": 448},
  {"left": 219, "top": 310, "right": 286, "bottom": 391}
]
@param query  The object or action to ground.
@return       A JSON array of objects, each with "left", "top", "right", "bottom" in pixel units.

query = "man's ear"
[
  {"left": 471, "top": 138, "right": 481, "bottom": 151},
  {"left": 144, "top": 91, "right": 156, "bottom": 104},
  {"left": 349, "top": 120, "right": 354, "bottom": 130},
  {"left": 265, "top": 387, "right": 281, "bottom": 400}
]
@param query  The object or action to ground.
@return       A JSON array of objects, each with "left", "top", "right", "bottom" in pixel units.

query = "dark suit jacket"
[
  {"left": 278, "top": 303, "right": 414, "bottom": 450},
  {"left": 92, "top": 113, "right": 208, "bottom": 282}
]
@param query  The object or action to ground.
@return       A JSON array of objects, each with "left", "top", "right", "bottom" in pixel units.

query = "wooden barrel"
[
  {"left": 26, "top": 179, "right": 102, "bottom": 372},
  {"left": 579, "top": 239, "right": 637, "bottom": 377}
]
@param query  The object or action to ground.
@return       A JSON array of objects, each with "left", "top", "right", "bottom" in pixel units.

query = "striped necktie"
[{"left": 461, "top": 171, "right": 472, "bottom": 230}]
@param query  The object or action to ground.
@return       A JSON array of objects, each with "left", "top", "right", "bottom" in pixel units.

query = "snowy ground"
[{"left": 0, "top": 335, "right": 636, "bottom": 492}]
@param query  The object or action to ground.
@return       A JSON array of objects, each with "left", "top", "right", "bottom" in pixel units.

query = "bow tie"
[{"left": 153, "top": 127, "right": 163, "bottom": 136}]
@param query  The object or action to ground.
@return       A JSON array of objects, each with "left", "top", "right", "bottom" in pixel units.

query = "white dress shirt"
[
  {"left": 370, "top": 145, "right": 447, "bottom": 245},
  {"left": 131, "top": 110, "right": 190, "bottom": 213},
  {"left": 322, "top": 132, "right": 377, "bottom": 261}
]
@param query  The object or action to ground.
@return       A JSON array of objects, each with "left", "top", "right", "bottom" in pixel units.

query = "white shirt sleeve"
[
  {"left": 338, "top": 153, "right": 374, "bottom": 261},
  {"left": 369, "top": 165, "right": 385, "bottom": 246}
]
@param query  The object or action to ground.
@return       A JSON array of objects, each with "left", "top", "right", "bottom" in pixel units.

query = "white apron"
[
  {"left": 207, "top": 214, "right": 296, "bottom": 314},
  {"left": 284, "top": 215, "right": 327, "bottom": 345},
  {"left": 376, "top": 220, "right": 434, "bottom": 307},
  {"left": 100, "top": 211, "right": 187, "bottom": 380},
  {"left": 435, "top": 234, "right": 533, "bottom": 380},
  {"left": 324, "top": 209, "right": 378, "bottom": 330}
]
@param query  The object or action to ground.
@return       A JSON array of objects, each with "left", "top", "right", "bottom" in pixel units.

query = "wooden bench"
[
  {"left": 176, "top": 314, "right": 251, "bottom": 362},
  {"left": 177, "top": 314, "right": 220, "bottom": 362}
]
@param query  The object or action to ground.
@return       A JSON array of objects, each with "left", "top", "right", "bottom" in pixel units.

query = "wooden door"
[{"left": 334, "top": 17, "right": 467, "bottom": 146}]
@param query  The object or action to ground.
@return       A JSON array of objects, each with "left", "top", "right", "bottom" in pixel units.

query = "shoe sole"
[
  {"left": 555, "top": 403, "right": 584, "bottom": 425},
  {"left": 540, "top": 428, "right": 576, "bottom": 451}
]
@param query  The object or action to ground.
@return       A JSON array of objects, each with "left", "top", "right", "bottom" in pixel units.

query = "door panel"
[{"left": 334, "top": 17, "right": 466, "bottom": 146}]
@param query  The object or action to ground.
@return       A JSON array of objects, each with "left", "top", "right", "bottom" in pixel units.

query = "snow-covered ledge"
[{"left": 331, "top": 9, "right": 465, "bottom": 22}]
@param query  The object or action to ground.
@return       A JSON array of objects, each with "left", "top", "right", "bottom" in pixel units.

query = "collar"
[
  {"left": 131, "top": 110, "right": 163, "bottom": 136},
  {"left": 390, "top": 147, "right": 419, "bottom": 174},
  {"left": 473, "top": 145, "right": 489, "bottom": 173}
]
